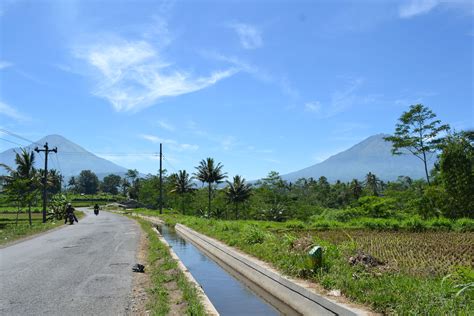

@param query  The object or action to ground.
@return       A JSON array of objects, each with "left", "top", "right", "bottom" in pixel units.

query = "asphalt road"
[{"left": 0, "top": 209, "right": 140, "bottom": 316}]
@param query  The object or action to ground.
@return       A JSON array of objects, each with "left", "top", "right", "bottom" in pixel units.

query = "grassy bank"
[
  {"left": 135, "top": 218, "right": 206, "bottom": 316},
  {"left": 0, "top": 211, "right": 85, "bottom": 246},
  {"left": 134, "top": 210, "right": 473, "bottom": 315}
]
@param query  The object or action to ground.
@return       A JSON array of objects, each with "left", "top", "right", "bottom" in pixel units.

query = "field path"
[{"left": 0, "top": 208, "right": 140, "bottom": 315}]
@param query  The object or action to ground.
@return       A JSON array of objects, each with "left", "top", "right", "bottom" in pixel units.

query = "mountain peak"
[
  {"left": 283, "top": 133, "right": 433, "bottom": 182},
  {"left": 1, "top": 134, "right": 128, "bottom": 178}
]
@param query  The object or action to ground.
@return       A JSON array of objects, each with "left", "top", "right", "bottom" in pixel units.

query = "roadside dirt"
[{"left": 128, "top": 227, "right": 151, "bottom": 315}]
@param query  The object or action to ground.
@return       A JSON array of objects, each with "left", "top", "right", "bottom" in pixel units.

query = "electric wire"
[
  {"left": 0, "top": 128, "right": 42, "bottom": 147},
  {"left": 0, "top": 137, "right": 24, "bottom": 147}
]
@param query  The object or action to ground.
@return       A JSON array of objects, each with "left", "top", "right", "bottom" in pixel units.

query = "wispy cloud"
[
  {"left": 157, "top": 119, "right": 175, "bottom": 131},
  {"left": 399, "top": 0, "right": 439, "bottom": 18},
  {"left": 305, "top": 101, "right": 321, "bottom": 113},
  {"left": 139, "top": 134, "right": 199, "bottom": 152},
  {"left": 204, "top": 52, "right": 299, "bottom": 99},
  {"left": 75, "top": 37, "right": 238, "bottom": 112},
  {"left": 0, "top": 61, "right": 12, "bottom": 70},
  {"left": 399, "top": 0, "right": 473, "bottom": 18},
  {"left": 0, "top": 101, "right": 30, "bottom": 122},
  {"left": 305, "top": 78, "right": 365, "bottom": 118},
  {"left": 229, "top": 23, "right": 263, "bottom": 49}
]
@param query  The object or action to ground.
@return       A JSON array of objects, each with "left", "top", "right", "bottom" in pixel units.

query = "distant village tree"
[
  {"left": 101, "top": 174, "right": 121, "bottom": 195},
  {"left": 77, "top": 170, "right": 99, "bottom": 194},
  {"left": 385, "top": 104, "right": 450, "bottom": 184}
]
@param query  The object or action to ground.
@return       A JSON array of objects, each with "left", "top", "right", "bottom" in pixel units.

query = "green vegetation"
[
  {"left": 136, "top": 218, "right": 206, "bottom": 316},
  {"left": 0, "top": 211, "right": 84, "bottom": 245},
  {"left": 140, "top": 212, "right": 473, "bottom": 315}
]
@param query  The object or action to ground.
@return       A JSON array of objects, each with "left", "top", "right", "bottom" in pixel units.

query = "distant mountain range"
[
  {"left": 282, "top": 134, "right": 435, "bottom": 183},
  {"left": 0, "top": 134, "right": 128, "bottom": 179},
  {"left": 0, "top": 133, "right": 435, "bottom": 183}
]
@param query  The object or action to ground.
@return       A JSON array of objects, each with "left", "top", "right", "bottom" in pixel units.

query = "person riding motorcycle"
[
  {"left": 94, "top": 203, "right": 100, "bottom": 216},
  {"left": 65, "top": 203, "right": 78, "bottom": 224}
]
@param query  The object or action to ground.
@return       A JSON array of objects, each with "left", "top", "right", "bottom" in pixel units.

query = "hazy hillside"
[
  {"left": 0, "top": 134, "right": 128, "bottom": 178},
  {"left": 283, "top": 134, "right": 435, "bottom": 182}
]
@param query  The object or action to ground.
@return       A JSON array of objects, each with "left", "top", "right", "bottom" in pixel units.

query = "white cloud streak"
[
  {"left": 399, "top": 0, "right": 473, "bottom": 18},
  {"left": 0, "top": 101, "right": 30, "bottom": 122},
  {"left": 305, "top": 78, "right": 366, "bottom": 119},
  {"left": 230, "top": 23, "right": 263, "bottom": 49},
  {"left": 139, "top": 134, "right": 199, "bottom": 152},
  {"left": 305, "top": 101, "right": 321, "bottom": 113},
  {"left": 75, "top": 38, "right": 238, "bottom": 112},
  {"left": 399, "top": 0, "right": 439, "bottom": 18},
  {"left": 158, "top": 120, "right": 175, "bottom": 131},
  {"left": 0, "top": 61, "right": 12, "bottom": 70}
]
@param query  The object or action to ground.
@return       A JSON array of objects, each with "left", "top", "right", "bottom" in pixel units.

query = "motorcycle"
[
  {"left": 66, "top": 212, "right": 76, "bottom": 225},
  {"left": 94, "top": 208, "right": 99, "bottom": 216}
]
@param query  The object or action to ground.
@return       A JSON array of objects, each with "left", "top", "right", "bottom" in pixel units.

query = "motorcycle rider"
[
  {"left": 65, "top": 203, "right": 78, "bottom": 224},
  {"left": 94, "top": 203, "right": 100, "bottom": 215}
]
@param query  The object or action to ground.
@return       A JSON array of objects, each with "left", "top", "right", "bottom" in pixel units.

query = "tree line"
[{"left": 1, "top": 104, "right": 473, "bottom": 223}]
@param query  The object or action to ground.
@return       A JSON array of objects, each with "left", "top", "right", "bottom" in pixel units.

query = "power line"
[
  {"left": 163, "top": 156, "right": 178, "bottom": 174},
  {"left": 0, "top": 128, "right": 42, "bottom": 147},
  {"left": 0, "top": 137, "right": 23, "bottom": 147}
]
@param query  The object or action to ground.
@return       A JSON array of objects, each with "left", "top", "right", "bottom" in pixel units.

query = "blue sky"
[{"left": 0, "top": 0, "right": 473, "bottom": 180}]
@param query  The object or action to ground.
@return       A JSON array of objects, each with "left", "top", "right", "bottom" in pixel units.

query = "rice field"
[{"left": 287, "top": 230, "right": 474, "bottom": 276}]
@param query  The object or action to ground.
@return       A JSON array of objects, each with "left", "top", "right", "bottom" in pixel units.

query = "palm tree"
[
  {"left": 0, "top": 149, "right": 40, "bottom": 226},
  {"left": 350, "top": 179, "right": 363, "bottom": 200},
  {"left": 364, "top": 172, "right": 381, "bottom": 196},
  {"left": 170, "top": 170, "right": 195, "bottom": 214},
  {"left": 194, "top": 158, "right": 226, "bottom": 217},
  {"left": 225, "top": 175, "right": 252, "bottom": 219}
]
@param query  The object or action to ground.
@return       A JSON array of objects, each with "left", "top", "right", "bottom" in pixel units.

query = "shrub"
[
  {"left": 242, "top": 225, "right": 266, "bottom": 244},
  {"left": 285, "top": 220, "right": 307, "bottom": 229}
]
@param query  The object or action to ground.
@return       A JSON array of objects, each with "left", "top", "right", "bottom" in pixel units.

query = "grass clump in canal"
[{"left": 136, "top": 218, "right": 206, "bottom": 316}]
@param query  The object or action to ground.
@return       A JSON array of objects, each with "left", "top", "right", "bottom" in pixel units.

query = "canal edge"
[
  {"left": 151, "top": 226, "right": 220, "bottom": 316},
  {"left": 175, "top": 223, "right": 371, "bottom": 316}
]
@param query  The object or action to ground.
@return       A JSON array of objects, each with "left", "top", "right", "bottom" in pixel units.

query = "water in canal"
[{"left": 157, "top": 224, "right": 290, "bottom": 315}]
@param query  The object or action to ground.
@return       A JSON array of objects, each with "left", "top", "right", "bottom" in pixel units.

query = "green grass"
[
  {"left": 135, "top": 218, "right": 206, "bottom": 316},
  {"left": 0, "top": 211, "right": 85, "bottom": 245},
  {"left": 134, "top": 211, "right": 473, "bottom": 315}
]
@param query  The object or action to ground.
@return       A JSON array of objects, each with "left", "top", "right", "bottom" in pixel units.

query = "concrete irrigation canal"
[{"left": 153, "top": 220, "right": 367, "bottom": 315}]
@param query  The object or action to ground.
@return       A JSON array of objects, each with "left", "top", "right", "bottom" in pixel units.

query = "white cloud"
[
  {"left": 158, "top": 120, "right": 175, "bottom": 131},
  {"left": 204, "top": 52, "right": 299, "bottom": 99},
  {"left": 139, "top": 134, "right": 198, "bottom": 152},
  {"left": 305, "top": 101, "right": 321, "bottom": 113},
  {"left": 75, "top": 38, "right": 238, "bottom": 112},
  {"left": 0, "top": 101, "right": 30, "bottom": 122},
  {"left": 399, "top": 0, "right": 439, "bottom": 18},
  {"left": 399, "top": 0, "right": 473, "bottom": 18},
  {"left": 0, "top": 61, "right": 12, "bottom": 70},
  {"left": 305, "top": 78, "right": 365, "bottom": 118},
  {"left": 230, "top": 23, "right": 263, "bottom": 49}
]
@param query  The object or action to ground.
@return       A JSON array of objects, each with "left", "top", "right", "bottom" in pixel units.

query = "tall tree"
[
  {"left": 170, "top": 170, "right": 195, "bottom": 214},
  {"left": 101, "top": 174, "right": 121, "bottom": 195},
  {"left": 225, "top": 175, "right": 252, "bottom": 219},
  {"left": 365, "top": 172, "right": 381, "bottom": 196},
  {"left": 0, "top": 149, "right": 40, "bottom": 226},
  {"left": 77, "top": 170, "right": 99, "bottom": 194},
  {"left": 126, "top": 169, "right": 140, "bottom": 200},
  {"left": 439, "top": 132, "right": 474, "bottom": 218},
  {"left": 384, "top": 104, "right": 450, "bottom": 184},
  {"left": 68, "top": 176, "right": 77, "bottom": 193},
  {"left": 194, "top": 158, "right": 226, "bottom": 217},
  {"left": 350, "top": 179, "right": 363, "bottom": 200}
]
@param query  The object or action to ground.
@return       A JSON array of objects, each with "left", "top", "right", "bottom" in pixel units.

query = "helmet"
[{"left": 67, "top": 203, "right": 72, "bottom": 206}]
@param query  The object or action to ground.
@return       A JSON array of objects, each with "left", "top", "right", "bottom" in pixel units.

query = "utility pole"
[
  {"left": 35, "top": 142, "right": 58, "bottom": 223},
  {"left": 159, "top": 143, "right": 163, "bottom": 214}
]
